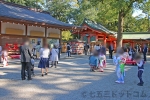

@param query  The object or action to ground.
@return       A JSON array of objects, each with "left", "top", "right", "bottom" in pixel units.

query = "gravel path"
[{"left": 0, "top": 55, "right": 150, "bottom": 100}]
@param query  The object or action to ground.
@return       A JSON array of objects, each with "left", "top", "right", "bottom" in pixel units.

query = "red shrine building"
[
  {"left": 122, "top": 32, "right": 150, "bottom": 48},
  {"left": 74, "top": 19, "right": 150, "bottom": 51},
  {"left": 74, "top": 19, "right": 117, "bottom": 50}
]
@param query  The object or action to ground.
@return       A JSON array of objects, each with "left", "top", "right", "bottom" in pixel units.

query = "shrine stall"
[
  {"left": 69, "top": 39, "right": 84, "bottom": 54},
  {"left": 61, "top": 42, "right": 67, "bottom": 53},
  {"left": 0, "top": 1, "right": 81, "bottom": 58}
]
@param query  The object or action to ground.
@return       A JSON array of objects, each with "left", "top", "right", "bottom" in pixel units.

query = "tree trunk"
[{"left": 117, "top": 10, "right": 124, "bottom": 47}]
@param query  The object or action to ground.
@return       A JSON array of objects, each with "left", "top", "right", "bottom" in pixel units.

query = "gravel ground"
[{"left": 0, "top": 55, "right": 150, "bottom": 100}]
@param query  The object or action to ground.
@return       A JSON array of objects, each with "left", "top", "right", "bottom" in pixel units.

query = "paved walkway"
[{"left": 0, "top": 55, "right": 150, "bottom": 100}]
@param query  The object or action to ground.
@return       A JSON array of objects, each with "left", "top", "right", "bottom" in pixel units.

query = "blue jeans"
[
  {"left": 138, "top": 70, "right": 144, "bottom": 84},
  {"left": 67, "top": 51, "right": 71, "bottom": 57}
]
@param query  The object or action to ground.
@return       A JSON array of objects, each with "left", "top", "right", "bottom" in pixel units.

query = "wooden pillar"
[
  {"left": 43, "top": 27, "right": 47, "bottom": 46},
  {"left": 110, "top": 40, "right": 112, "bottom": 45},
  {"left": 131, "top": 42, "right": 133, "bottom": 48},
  {"left": 103, "top": 35, "right": 106, "bottom": 47},
  {"left": 0, "top": 21, "right": 1, "bottom": 46},
  {"left": 80, "top": 34, "right": 83, "bottom": 41},
  {"left": 96, "top": 35, "right": 98, "bottom": 41},
  {"left": 25, "top": 25, "right": 27, "bottom": 37},
  {"left": 114, "top": 41, "right": 116, "bottom": 50},
  {"left": 59, "top": 30, "right": 62, "bottom": 52}
]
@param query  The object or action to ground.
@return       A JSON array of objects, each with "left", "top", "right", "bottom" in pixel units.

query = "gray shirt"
[{"left": 20, "top": 45, "right": 32, "bottom": 62}]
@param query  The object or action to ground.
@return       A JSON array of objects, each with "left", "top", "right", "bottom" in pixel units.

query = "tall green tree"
[
  {"left": 88, "top": 0, "right": 144, "bottom": 47},
  {"left": 5, "top": 0, "right": 43, "bottom": 9},
  {"left": 140, "top": 1, "right": 150, "bottom": 31},
  {"left": 44, "top": 0, "right": 79, "bottom": 23},
  {"left": 6, "top": 0, "right": 25, "bottom": 5}
]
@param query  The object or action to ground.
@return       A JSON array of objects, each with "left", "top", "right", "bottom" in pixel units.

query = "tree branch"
[{"left": 124, "top": 0, "right": 136, "bottom": 17}]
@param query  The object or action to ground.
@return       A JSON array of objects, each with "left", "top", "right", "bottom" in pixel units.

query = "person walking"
[
  {"left": 67, "top": 43, "right": 71, "bottom": 57},
  {"left": 135, "top": 45, "right": 141, "bottom": 53},
  {"left": 32, "top": 47, "right": 37, "bottom": 59},
  {"left": 84, "top": 43, "right": 90, "bottom": 55},
  {"left": 51, "top": 44, "right": 59, "bottom": 68},
  {"left": 20, "top": 39, "right": 32, "bottom": 80},
  {"left": 38, "top": 44, "right": 50, "bottom": 77},
  {"left": 143, "top": 44, "right": 148, "bottom": 61},
  {"left": 134, "top": 53, "right": 145, "bottom": 86},
  {"left": 58, "top": 44, "right": 61, "bottom": 60},
  {"left": 0, "top": 46, "right": 2, "bottom": 63},
  {"left": 109, "top": 44, "right": 114, "bottom": 59}
]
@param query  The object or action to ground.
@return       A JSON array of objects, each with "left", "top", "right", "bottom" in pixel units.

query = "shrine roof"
[
  {"left": 0, "top": 1, "right": 76, "bottom": 29},
  {"left": 82, "top": 19, "right": 116, "bottom": 35},
  {"left": 123, "top": 32, "right": 150, "bottom": 40}
]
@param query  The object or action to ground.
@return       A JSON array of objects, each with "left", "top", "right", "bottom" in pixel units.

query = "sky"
[{"left": 132, "top": 10, "right": 145, "bottom": 17}]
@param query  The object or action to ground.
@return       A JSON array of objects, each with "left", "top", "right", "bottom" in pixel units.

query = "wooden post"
[
  {"left": 25, "top": 25, "right": 27, "bottom": 37},
  {"left": 103, "top": 35, "right": 106, "bottom": 47},
  {"left": 96, "top": 35, "right": 98, "bottom": 41},
  {"left": 131, "top": 42, "right": 133, "bottom": 48},
  {"left": 59, "top": 30, "right": 62, "bottom": 52},
  {"left": 0, "top": 21, "right": 1, "bottom": 46},
  {"left": 80, "top": 34, "right": 83, "bottom": 41},
  {"left": 114, "top": 41, "right": 116, "bottom": 50},
  {"left": 44, "top": 27, "right": 47, "bottom": 46}
]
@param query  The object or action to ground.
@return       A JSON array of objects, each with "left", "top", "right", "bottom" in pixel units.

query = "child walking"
[
  {"left": 98, "top": 49, "right": 106, "bottom": 72},
  {"left": 89, "top": 50, "right": 99, "bottom": 72},
  {"left": 134, "top": 53, "right": 144, "bottom": 86},
  {"left": 2, "top": 48, "right": 8, "bottom": 67},
  {"left": 115, "top": 47, "right": 125, "bottom": 84}
]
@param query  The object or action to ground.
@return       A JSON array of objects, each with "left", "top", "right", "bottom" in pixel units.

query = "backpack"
[{"left": 67, "top": 45, "right": 70, "bottom": 50}]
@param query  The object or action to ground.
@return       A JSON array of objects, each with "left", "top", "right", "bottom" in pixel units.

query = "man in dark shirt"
[
  {"left": 109, "top": 44, "right": 114, "bottom": 59},
  {"left": 143, "top": 44, "right": 148, "bottom": 61},
  {"left": 67, "top": 43, "right": 71, "bottom": 57},
  {"left": 20, "top": 39, "right": 32, "bottom": 80}
]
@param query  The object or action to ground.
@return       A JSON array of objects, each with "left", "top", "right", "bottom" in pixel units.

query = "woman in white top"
[
  {"left": 38, "top": 44, "right": 50, "bottom": 76},
  {"left": 50, "top": 45, "right": 59, "bottom": 68}
]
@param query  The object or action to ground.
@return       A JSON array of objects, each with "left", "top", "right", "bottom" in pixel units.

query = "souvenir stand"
[
  {"left": 69, "top": 39, "right": 84, "bottom": 54},
  {"left": 61, "top": 42, "right": 67, "bottom": 53}
]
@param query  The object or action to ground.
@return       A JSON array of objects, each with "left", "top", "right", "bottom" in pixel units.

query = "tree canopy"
[{"left": 5, "top": 0, "right": 150, "bottom": 44}]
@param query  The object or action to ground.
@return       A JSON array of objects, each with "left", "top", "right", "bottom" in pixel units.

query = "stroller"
[
  {"left": 25, "top": 57, "right": 35, "bottom": 77},
  {"left": 30, "top": 57, "right": 35, "bottom": 76}
]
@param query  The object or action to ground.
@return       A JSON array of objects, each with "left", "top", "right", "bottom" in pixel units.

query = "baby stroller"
[{"left": 30, "top": 57, "right": 35, "bottom": 76}]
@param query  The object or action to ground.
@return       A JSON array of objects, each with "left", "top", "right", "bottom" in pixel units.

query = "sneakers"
[
  {"left": 115, "top": 81, "right": 124, "bottom": 84},
  {"left": 137, "top": 82, "right": 144, "bottom": 86},
  {"left": 115, "top": 80, "right": 121, "bottom": 83},
  {"left": 120, "top": 81, "right": 124, "bottom": 84},
  {"left": 45, "top": 73, "right": 48, "bottom": 75}
]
